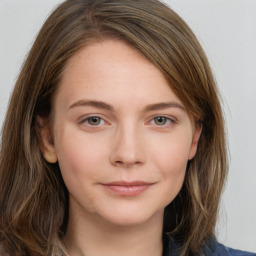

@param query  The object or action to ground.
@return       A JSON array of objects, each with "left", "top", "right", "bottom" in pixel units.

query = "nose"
[{"left": 109, "top": 124, "right": 146, "bottom": 168}]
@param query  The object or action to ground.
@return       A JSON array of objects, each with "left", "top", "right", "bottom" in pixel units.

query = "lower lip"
[{"left": 102, "top": 184, "right": 151, "bottom": 196}]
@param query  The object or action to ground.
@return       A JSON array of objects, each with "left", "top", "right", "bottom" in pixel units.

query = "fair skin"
[{"left": 39, "top": 40, "right": 201, "bottom": 256}]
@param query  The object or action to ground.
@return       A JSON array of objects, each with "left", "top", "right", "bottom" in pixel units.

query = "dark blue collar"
[
  {"left": 162, "top": 234, "right": 220, "bottom": 256},
  {"left": 162, "top": 234, "right": 180, "bottom": 256}
]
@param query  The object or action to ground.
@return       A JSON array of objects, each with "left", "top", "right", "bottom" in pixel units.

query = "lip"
[{"left": 101, "top": 181, "right": 154, "bottom": 196}]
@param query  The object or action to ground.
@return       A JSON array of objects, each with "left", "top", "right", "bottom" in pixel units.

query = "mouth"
[{"left": 101, "top": 181, "right": 154, "bottom": 197}]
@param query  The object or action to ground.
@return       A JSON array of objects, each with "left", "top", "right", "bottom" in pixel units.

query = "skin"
[{"left": 39, "top": 40, "right": 202, "bottom": 256}]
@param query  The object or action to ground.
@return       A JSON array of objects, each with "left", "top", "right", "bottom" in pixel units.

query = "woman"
[{"left": 0, "top": 0, "right": 254, "bottom": 255}]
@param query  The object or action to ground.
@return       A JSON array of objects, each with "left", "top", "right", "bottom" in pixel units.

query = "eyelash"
[
  {"left": 148, "top": 116, "right": 176, "bottom": 127},
  {"left": 79, "top": 115, "right": 176, "bottom": 127},
  {"left": 80, "top": 115, "right": 108, "bottom": 126}
]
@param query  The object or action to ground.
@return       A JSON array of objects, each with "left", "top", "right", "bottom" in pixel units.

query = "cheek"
[
  {"left": 149, "top": 130, "right": 192, "bottom": 173},
  {"left": 54, "top": 125, "right": 107, "bottom": 183},
  {"left": 156, "top": 143, "right": 188, "bottom": 188},
  {"left": 53, "top": 126, "right": 110, "bottom": 213},
  {"left": 148, "top": 131, "right": 192, "bottom": 197}
]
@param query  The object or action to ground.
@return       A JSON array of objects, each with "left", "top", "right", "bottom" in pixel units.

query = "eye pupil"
[
  {"left": 154, "top": 116, "right": 166, "bottom": 125},
  {"left": 88, "top": 117, "right": 101, "bottom": 125}
]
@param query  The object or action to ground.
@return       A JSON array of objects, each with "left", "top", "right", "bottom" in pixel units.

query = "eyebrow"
[
  {"left": 143, "top": 102, "right": 185, "bottom": 112},
  {"left": 68, "top": 100, "right": 114, "bottom": 111},
  {"left": 68, "top": 99, "right": 185, "bottom": 112}
]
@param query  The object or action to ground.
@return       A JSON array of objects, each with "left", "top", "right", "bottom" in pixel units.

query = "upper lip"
[{"left": 102, "top": 181, "right": 154, "bottom": 186}]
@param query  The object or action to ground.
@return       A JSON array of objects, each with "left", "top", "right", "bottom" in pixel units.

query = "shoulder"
[
  {"left": 203, "top": 238, "right": 256, "bottom": 256},
  {"left": 214, "top": 243, "right": 256, "bottom": 256},
  {"left": 163, "top": 234, "right": 256, "bottom": 256}
]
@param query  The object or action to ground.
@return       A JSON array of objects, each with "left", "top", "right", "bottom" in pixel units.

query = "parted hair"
[{"left": 0, "top": 0, "right": 227, "bottom": 255}]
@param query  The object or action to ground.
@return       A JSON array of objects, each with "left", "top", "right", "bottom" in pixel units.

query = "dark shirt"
[
  {"left": 0, "top": 235, "right": 255, "bottom": 255},
  {"left": 163, "top": 234, "right": 256, "bottom": 256}
]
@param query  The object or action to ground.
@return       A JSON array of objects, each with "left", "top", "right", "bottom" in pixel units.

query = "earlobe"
[
  {"left": 188, "top": 121, "right": 202, "bottom": 160},
  {"left": 36, "top": 116, "right": 58, "bottom": 163},
  {"left": 44, "top": 151, "right": 58, "bottom": 163}
]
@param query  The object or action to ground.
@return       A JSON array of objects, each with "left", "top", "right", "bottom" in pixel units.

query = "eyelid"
[
  {"left": 146, "top": 115, "right": 177, "bottom": 126},
  {"left": 78, "top": 114, "right": 110, "bottom": 126},
  {"left": 78, "top": 114, "right": 177, "bottom": 127}
]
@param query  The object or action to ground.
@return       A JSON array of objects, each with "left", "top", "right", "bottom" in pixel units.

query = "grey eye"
[
  {"left": 86, "top": 117, "right": 102, "bottom": 126},
  {"left": 153, "top": 116, "right": 168, "bottom": 125}
]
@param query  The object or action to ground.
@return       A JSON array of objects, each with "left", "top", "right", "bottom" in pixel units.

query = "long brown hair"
[{"left": 0, "top": 0, "right": 227, "bottom": 255}]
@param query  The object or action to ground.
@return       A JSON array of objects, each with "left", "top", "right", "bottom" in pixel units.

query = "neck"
[{"left": 64, "top": 208, "right": 164, "bottom": 256}]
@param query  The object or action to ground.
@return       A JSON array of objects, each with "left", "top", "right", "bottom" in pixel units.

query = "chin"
[
  {"left": 100, "top": 208, "right": 163, "bottom": 228},
  {"left": 105, "top": 217, "right": 151, "bottom": 227}
]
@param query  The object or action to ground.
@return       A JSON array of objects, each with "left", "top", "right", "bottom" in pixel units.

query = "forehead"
[
  {"left": 56, "top": 39, "right": 183, "bottom": 109},
  {"left": 62, "top": 39, "right": 165, "bottom": 83}
]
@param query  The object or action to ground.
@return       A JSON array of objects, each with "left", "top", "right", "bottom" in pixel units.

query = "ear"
[
  {"left": 36, "top": 116, "right": 58, "bottom": 163},
  {"left": 188, "top": 121, "right": 202, "bottom": 160}
]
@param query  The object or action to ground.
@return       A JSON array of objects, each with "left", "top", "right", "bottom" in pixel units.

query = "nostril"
[
  {"left": 115, "top": 160, "right": 123, "bottom": 166},
  {"left": 113, "top": 160, "right": 143, "bottom": 167}
]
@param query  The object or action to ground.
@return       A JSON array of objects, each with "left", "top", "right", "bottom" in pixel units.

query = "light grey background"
[{"left": 0, "top": 0, "right": 255, "bottom": 252}]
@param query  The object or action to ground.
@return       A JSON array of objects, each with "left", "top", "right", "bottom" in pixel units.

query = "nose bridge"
[{"left": 110, "top": 119, "right": 145, "bottom": 167}]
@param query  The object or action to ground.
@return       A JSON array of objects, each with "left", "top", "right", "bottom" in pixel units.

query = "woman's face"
[{"left": 41, "top": 40, "right": 201, "bottom": 227}]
